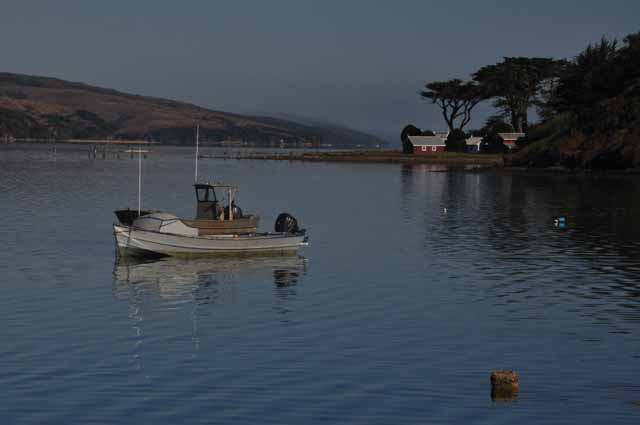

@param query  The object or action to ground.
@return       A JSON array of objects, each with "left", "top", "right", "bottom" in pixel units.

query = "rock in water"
[{"left": 490, "top": 370, "right": 520, "bottom": 401}]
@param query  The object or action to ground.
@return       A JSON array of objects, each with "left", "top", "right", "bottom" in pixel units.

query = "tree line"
[{"left": 402, "top": 29, "right": 640, "bottom": 154}]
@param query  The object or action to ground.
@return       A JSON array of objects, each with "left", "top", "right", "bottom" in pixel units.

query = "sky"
[{"left": 1, "top": 0, "right": 639, "bottom": 142}]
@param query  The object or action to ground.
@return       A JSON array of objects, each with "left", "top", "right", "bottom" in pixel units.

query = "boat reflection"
[
  {"left": 112, "top": 254, "right": 308, "bottom": 303},
  {"left": 112, "top": 254, "right": 308, "bottom": 366}
]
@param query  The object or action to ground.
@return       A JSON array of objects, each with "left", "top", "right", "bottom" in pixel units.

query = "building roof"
[
  {"left": 408, "top": 135, "right": 446, "bottom": 146},
  {"left": 466, "top": 136, "right": 483, "bottom": 146},
  {"left": 498, "top": 132, "right": 526, "bottom": 140}
]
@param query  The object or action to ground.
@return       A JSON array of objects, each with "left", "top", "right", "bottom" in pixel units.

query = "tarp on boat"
[{"left": 133, "top": 213, "right": 198, "bottom": 237}]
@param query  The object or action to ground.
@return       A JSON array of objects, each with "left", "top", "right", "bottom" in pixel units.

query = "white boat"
[
  {"left": 113, "top": 135, "right": 308, "bottom": 257},
  {"left": 114, "top": 211, "right": 308, "bottom": 257}
]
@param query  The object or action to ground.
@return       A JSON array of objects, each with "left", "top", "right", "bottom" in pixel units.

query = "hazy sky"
[{"left": 1, "top": 0, "right": 639, "bottom": 141}]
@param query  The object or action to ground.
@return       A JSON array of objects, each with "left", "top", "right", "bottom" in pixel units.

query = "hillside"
[
  {"left": 0, "top": 72, "right": 384, "bottom": 147},
  {"left": 506, "top": 114, "right": 640, "bottom": 169}
]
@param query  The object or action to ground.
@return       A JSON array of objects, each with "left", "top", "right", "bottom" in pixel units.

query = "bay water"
[{"left": 1, "top": 143, "right": 639, "bottom": 424}]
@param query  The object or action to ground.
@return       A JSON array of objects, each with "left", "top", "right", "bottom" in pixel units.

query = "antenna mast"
[
  {"left": 195, "top": 124, "right": 200, "bottom": 183},
  {"left": 125, "top": 148, "right": 149, "bottom": 216},
  {"left": 138, "top": 149, "right": 142, "bottom": 215}
]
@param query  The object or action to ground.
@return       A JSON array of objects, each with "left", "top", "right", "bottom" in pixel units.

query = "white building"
[{"left": 465, "top": 137, "right": 483, "bottom": 153}]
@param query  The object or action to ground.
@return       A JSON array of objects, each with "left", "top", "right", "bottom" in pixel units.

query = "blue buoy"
[{"left": 554, "top": 216, "right": 567, "bottom": 228}]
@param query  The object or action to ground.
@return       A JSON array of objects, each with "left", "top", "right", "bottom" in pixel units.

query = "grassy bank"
[{"left": 204, "top": 150, "right": 504, "bottom": 166}]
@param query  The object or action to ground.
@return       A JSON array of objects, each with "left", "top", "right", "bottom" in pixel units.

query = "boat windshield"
[
  {"left": 194, "top": 183, "right": 239, "bottom": 204},
  {"left": 195, "top": 185, "right": 218, "bottom": 202}
]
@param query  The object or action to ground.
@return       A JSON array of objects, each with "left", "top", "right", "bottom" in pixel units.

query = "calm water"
[{"left": 1, "top": 143, "right": 639, "bottom": 424}]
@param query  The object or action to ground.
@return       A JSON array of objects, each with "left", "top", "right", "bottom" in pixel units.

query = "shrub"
[
  {"left": 480, "top": 132, "right": 508, "bottom": 153},
  {"left": 445, "top": 129, "right": 467, "bottom": 152},
  {"left": 400, "top": 124, "right": 422, "bottom": 153}
]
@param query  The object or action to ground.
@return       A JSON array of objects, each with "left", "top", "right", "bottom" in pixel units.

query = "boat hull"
[{"left": 114, "top": 225, "right": 307, "bottom": 257}]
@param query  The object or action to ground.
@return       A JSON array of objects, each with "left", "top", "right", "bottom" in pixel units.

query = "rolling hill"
[{"left": 0, "top": 72, "right": 384, "bottom": 147}]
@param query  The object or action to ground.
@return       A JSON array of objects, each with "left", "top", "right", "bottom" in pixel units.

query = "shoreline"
[
  {"left": 10, "top": 139, "right": 159, "bottom": 145},
  {"left": 6, "top": 142, "right": 639, "bottom": 174},
  {"left": 201, "top": 150, "right": 505, "bottom": 167},
  {"left": 202, "top": 151, "right": 640, "bottom": 174}
]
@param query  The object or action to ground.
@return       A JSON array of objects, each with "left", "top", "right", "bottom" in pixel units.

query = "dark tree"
[
  {"left": 400, "top": 124, "right": 422, "bottom": 153},
  {"left": 473, "top": 57, "right": 564, "bottom": 132},
  {"left": 445, "top": 128, "right": 467, "bottom": 152},
  {"left": 546, "top": 35, "right": 640, "bottom": 132},
  {"left": 420, "top": 79, "right": 487, "bottom": 131},
  {"left": 480, "top": 133, "right": 508, "bottom": 153},
  {"left": 479, "top": 115, "right": 514, "bottom": 136},
  {"left": 549, "top": 38, "right": 617, "bottom": 118}
]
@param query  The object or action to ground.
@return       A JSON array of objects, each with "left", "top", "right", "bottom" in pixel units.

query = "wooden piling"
[{"left": 490, "top": 370, "right": 520, "bottom": 401}]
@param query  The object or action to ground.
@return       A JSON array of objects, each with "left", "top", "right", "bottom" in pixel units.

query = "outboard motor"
[{"left": 275, "top": 213, "right": 300, "bottom": 234}]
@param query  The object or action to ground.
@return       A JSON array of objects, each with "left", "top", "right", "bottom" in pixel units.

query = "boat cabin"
[
  {"left": 115, "top": 182, "right": 260, "bottom": 235},
  {"left": 184, "top": 183, "right": 259, "bottom": 235},
  {"left": 194, "top": 183, "right": 242, "bottom": 221}
]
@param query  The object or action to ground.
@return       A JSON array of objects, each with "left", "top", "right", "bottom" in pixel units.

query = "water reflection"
[
  {"left": 400, "top": 165, "right": 640, "bottom": 332},
  {"left": 112, "top": 254, "right": 308, "bottom": 303},
  {"left": 112, "top": 254, "right": 309, "bottom": 366}
]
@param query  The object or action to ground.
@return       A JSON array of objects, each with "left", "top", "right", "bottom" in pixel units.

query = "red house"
[
  {"left": 408, "top": 135, "right": 446, "bottom": 154},
  {"left": 498, "top": 132, "right": 526, "bottom": 149}
]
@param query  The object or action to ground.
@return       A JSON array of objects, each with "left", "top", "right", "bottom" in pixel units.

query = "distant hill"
[
  {"left": 258, "top": 112, "right": 388, "bottom": 148},
  {"left": 0, "top": 72, "right": 383, "bottom": 147}
]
